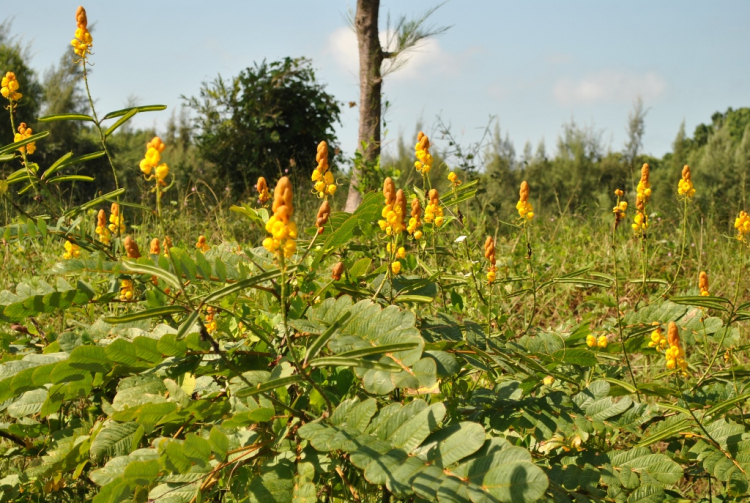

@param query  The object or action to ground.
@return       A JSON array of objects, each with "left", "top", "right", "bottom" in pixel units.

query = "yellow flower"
[
  {"left": 396, "top": 247, "right": 406, "bottom": 259},
  {"left": 71, "top": 6, "right": 93, "bottom": 58},
  {"left": 597, "top": 335, "right": 608, "bottom": 348},
  {"left": 14, "top": 123, "right": 36, "bottom": 155},
  {"left": 196, "top": 235, "right": 210, "bottom": 252},
  {"left": 1, "top": 72, "right": 22, "bottom": 102},
  {"left": 391, "top": 261, "right": 402, "bottom": 275},
  {"left": 517, "top": 181, "right": 534, "bottom": 221},
  {"left": 155, "top": 163, "right": 170, "bottom": 182},
  {"left": 257, "top": 177, "right": 271, "bottom": 204},
  {"left": 62, "top": 240, "right": 80, "bottom": 260},
  {"left": 485, "top": 236, "right": 497, "bottom": 285},
  {"left": 108, "top": 203, "right": 125, "bottom": 234},
  {"left": 542, "top": 375, "right": 555, "bottom": 386},
  {"left": 312, "top": 141, "right": 336, "bottom": 197},
  {"left": 414, "top": 132, "right": 433, "bottom": 174},
  {"left": 263, "top": 177, "right": 297, "bottom": 258},
  {"left": 677, "top": 165, "right": 696, "bottom": 198},
  {"left": 424, "top": 189, "right": 443, "bottom": 226},
  {"left": 119, "top": 279, "right": 134, "bottom": 301},
  {"left": 735, "top": 211, "right": 750, "bottom": 241},
  {"left": 448, "top": 171, "right": 462, "bottom": 187},
  {"left": 586, "top": 334, "right": 596, "bottom": 347},
  {"left": 633, "top": 164, "right": 651, "bottom": 234},
  {"left": 699, "top": 271, "right": 709, "bottom": 297},
  {"left": 95, "top": 209, "right": 110, "bottom": 245}
]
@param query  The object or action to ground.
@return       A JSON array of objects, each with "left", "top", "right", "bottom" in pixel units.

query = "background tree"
[
  {"left": 186, "top": 57, "right": 341, "bottom": 195},
  {"left": 344, "top": 1, "right": 449, "bottom": 211}
]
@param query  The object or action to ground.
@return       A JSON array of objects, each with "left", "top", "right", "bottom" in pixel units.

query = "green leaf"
[
  {"left": 121, "top": 261, "right": 181, "bottom": 291},
  {"left": 157, "top": 334, "right": 187, "bottom": 357},
  {"left": 552, "top": 347, "right": 599, "bottom": 366},
  {"left": 71, "top": 188, "right": 126, "bottom": 215},
  {"left": 670, "top": 295, "right": 731, "bottom": 311},
  {"left": 308, "top": 356, "right": 402, "bottom": 372},
  {"left": 209, "top": 427, "right": 229, "bottom": 462},
  {"left": 182, "top": 433, "right": 211, "bottom": 464},
  {"left": 415, "top": 422, "right": 486, "bottom": 467},
  {"left": 483, "top": 462, "right": 549, "bottom": 503},
  {"left": 104, "top": 306, "right": 186, "bottom": 324},
  {"left": 349, "top": 258, "right": 372, "bottom": 278},
  {"left": 102, "top": 104, "right": 167, "bottom": 120},
  {"left": 123, "top": 459, "right": 160, "bottom": 486},
  {"left": 202, "top": 267, "right": 289, "bottom": 305},
  {"left": 335, "top": 342, "right": 421, "bottom": 359},
  {"left": 235, "top": 375, "right": 303, "bottom": 397},
  {"left": 304, "top": 312, "right": 351, "bottom": 364},
  {"left": 91, "top": 421, "right": 141, "bottom": 461},
  {"left": 104, "top": 108, "right": 138, "bottom": 136},
  {"left": 42, "top": 151, "right": 106, "bottom": 180},
  {"left": 164, "top": 441, "right": 192, "bottom": 474},
  {"left": 175, "top": 310, "right": 201, "bottom": 339},
  {"left": 38, "top": 113, "right": 95, "bottom": 123},
  {"left": 69, "top": 345, "right": 111, "bottom": 373},
  {"left": 626, "top": 484, "right": 665, "bottom": 503}
]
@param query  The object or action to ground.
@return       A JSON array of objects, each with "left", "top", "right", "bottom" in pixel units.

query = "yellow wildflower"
[
  {"left": 1, "top": 72, "right": 22, "bottom": 102},
  {"left": 263, "top": 177, "right": 297, "bottom": 258},
  {"left": 586, "top": 334, "right": 596, "bottom": 348},
  {"left": 516, "top": 181, "right": 534, "bottom": 221},
  {"left": 119, "top": 279, "right": 134, "bottom": 301},
  {"left": 414, "top": 131, "right": 433, "bottom": 174},
  {"left": 63, "top": 240, "right": 80, "bottom": 260},
  {"left": 312, "top": 141, "right": 336, "bottom": 197},
  {"left": 424, "top": 189, "right": 444, "bottom": 227},
  {"left": 612, "top": 189, "right": 627, "bottom": 226},
  {"left": 542, "top": 375, "right": 555, "bottom": 386},
  {"left": 70, "top": 6, "right": 93, "bottom": 58},
  {"left": 664, "top": 322, "right": 687, "bottom": 373},
  {"left": 485, "top": 236, "right": 497, "bottom": 284},
  {"left": 391, "top": 261, "right": 402, "bottom": 275},
  {"left": 95, "top": 209, "right": 110, "bottom": 245},
  {"left": 14, "top": 123, "right": 35, "bottom": 155},
  {"left": 407, "top": 198, "right": 423, "bottom": 240},
  {"left": 205, "top": 306, "right": 217, "bottom": 334},
  {"left": 108, "top": 203, "right": 125, "bottom": 234},
  {"left": 677, "top": 165, "right": 695, "bottom": 198},
  {"left": 648, "top": 327, "right": 668, "bottom": 350},
  {"left": 448, "top": 171, "right": 462, "bottom": 187},
  {"left": 257, "top": 177, "right": 271, "bottom": 204},
  {"left": 633, "top": 163, "right": 651, "bottom": 233},
  {"left": 597, "top": 335, "right": 608, "bottom": 348},
  {"left": 699, "top": 271, "right": 709, "bottom": 297},
  {"left": 196, "top": 235, "right": 209, "bottom": 252},
  {"left": 735, "top": 211, "right": 750, "bottom": 241}
]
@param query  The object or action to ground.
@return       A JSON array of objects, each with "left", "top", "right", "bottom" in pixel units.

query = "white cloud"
[
  {"left": 553, "top": 70, "right": 666, "bottom": 106},
  {"left": 325, "top": 26, "right": 460, "bottom": 82}
]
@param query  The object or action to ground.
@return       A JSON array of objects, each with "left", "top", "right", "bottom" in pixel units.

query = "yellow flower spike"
[
  {"left": 586, "top": 334, "right": 596, "bottom": 348},
  {"left": 196, "top": 235, "right": 210, "bottom": 252},
  {"left": 735, "top": 211, "right": 750, "bottom": 242},
  {"left": 424, "top": 189, "right": 443, "bottom": 226},
  {"left": 312, "top": 141, "right": 336, "bottom": 197},
  {"left": 71, "top": 6, "right": 93, "bottom": 58},
  {"left": 633, "top": 163, "right": 651, "bottom": 233},
  {"left": 119, "top": 279, "right": 134, "bottom": 301},
  {"left": 263, "top": 177, "right": 296, "bottom": 259},
  {"left": 95, "top": 209, "right": 111, "bottom": 245},
  {"left": 408, "top": 198, "right": 423, "bottom": 239},
  {"left": 108, "top": 203, "right": 126, "bottom": 234},
  {"left": 257, "top": 177, "right": 271, "bottom": 204},
  {"left": 414, "top": 132, "right": 433, "bottom": 174},
  {"left": 14, "top": 123, "right": 36, "bottom": 155},
  {"left": 1, "top": 72, "right": 22, "bottom": 102},
  {"left": 699, "top": 271, "right": 709, "bottom": 296},
  {"left": 517, "top": 181, "right": 534, "bottom": 221},
  {"left": 62, "top": 240, "right": 81, "bottom": 260},
  {"left": 677, "top": 165, "right": 696, "bottom": 198},
  {"left": 484, "top": 236, "right": 497, "bottom": 285},
  {"left": 597, "top": 335, "right": 608, "bottom": 348}
]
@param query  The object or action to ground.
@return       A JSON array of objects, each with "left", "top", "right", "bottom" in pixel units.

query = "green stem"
[
  {"left": 668, "top": 196, "right": 689, "bottom": 293},
  {"left": 612, "top": 211, "right": 641, "bottom": 400},
  {"left": 524, "top": 224, "right": 537, "bottom": 333}
]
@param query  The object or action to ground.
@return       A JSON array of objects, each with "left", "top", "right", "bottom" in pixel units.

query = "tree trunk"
[{"left": 344, "top": 0, "right": 383, "bottom": 213}]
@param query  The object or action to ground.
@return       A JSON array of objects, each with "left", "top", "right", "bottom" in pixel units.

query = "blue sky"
[{"left": 6, "top": 1, "right": 750, "bottom": 160}]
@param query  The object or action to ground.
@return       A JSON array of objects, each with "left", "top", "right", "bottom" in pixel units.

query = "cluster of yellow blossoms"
[
  {"left": 649, "top": 322, "right": 687, "bottom": 374},
  {"left": 71, "top": 6, "right": 93, "bottom": 58},
  {"left": 633, "top": 163, "right": 651, "bottom": 233},
  {"left": 612, "top": 189, "right": 627, "bottom": 225},
  {"left": 414, "top": 131, "right": 433, "bottom": 175},
  {"left": 484, "top": 236, "right": 497, "bottom": 284},
  {"left": 407, "top": 198, "right": 423, "bottom": 240},
  {"left": 205, "top": 306, "right": 217, "bottom": 334},
  {"left": 735, "top": 211, "right": 750, "bottom": 242},
  {"left": 15, "top": 123, "right": 36, "bottom": 155},
  {"left": 139, "top": 137, "right": 169, "bottom": 183},
  {"left": 424, "top": 189, "right": 444, "bottom": 227},
  {"left": 1, "top": 72, "right": 22, "bottom": 102},
  {"left": 699, "top": 271, "right": 709, "bottom": 296},
  {"left": 108, "top": 203, "right": 125, "bottom": 235},
  {"left": 119, "top": 280, "right": 134, "bottom": 301},
  {"left": 256, "top": 177, "right": 271, "bottom": 204},
  {"left": 312, "top": 141, "right": 336, "bottom": 197},
  {"left": 262, "top": 177, "right": 297, "bottom": 258},
  {"left": 95, "top": 209, "right": 110, "bottom": 245},
  {"left": 448, "top": 171, "right": 461, "bottom": 188},
  {"left": 516, "top": 181, "right": 534, "bottom": 221},
  {"left": 196, "top": 235, "right": 209, "bottom": 252},
  {"left": 378, "top": 178, "right": 407, "bottom": 236},
  {"left": 586, "top": 334, "right": 608, "bottom": 348},
  {"left": 677, "top": 165, "right": 695, "bottom": 198},
  {"left": 62, "top": 240, "right": 81, "bottom": 260}
]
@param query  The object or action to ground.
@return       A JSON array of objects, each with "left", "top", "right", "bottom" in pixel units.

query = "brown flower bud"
[
  {"left": 520, "top": 181, "right": 530, "bottom": 202},
  {"left": 272, "top": 176, "right": 294, "bottom": 219},
  {"left": 316, "top": 200, "right": 331, "bottom": 233},
  {"left": 428, "top": 189, "right": 439, "bottom": 205},
  {"left": 110, "top": 202, "right": 120, "bottom": 216},
  {"left": 484, "top": 236, "right": 495, "bottom": 263},
  {"left": 682, "top": 164, "right": 691, "bottom": 181},
  {"left": 97, "top": 209, "right": 107, "bottom": 228},
  {"left": 164, "top": 236, "right": 173, "bottom": 255},
  {"left": 667, "top": 321, "right": 680, "bottom": 347},
  {"left": 411, "top": 197, "right": 421, "bottom": 218},
  {"left": 699, "top": 271, "right": 709, "bottom": 292},
  {"left": 149, "top": 238, "right": 160, "bottom": 255},
  {"left": 332, "top": 261, "right": 344, "bottom": 281},
  {"left": 640, "top": 163, "right": 650, "bottom": 183},
  {"left": 123, "top": 235, "right": 141, "bottom": 259},
  {"left": 76, "top": 6, "right": 88, "bottom": 29},
  {"left": 383, "top": 177, "right": 395, "bottom": 206}
]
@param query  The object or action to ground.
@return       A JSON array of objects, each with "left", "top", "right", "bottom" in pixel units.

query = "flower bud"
[
  {"left": 123, "top": 236, "right": 141, "bottom": 259},
  {"left": 332, "top": 261, "right": 344, "bottom": 281}
]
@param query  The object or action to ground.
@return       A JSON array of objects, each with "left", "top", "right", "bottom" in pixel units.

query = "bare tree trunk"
[{"left": 344, "top": 0, "right": 383, "bottom": 213}]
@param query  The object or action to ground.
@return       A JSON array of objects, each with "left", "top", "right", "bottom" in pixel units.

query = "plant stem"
[
  {"left": 668, "top": 196, "right": 689, "bottom": 293},
  {"left": 524, "top": 223, "right": 537, "bottom": 333},
  {"left": 612, "top": 214, "right": 641, "bottom": 400}
]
